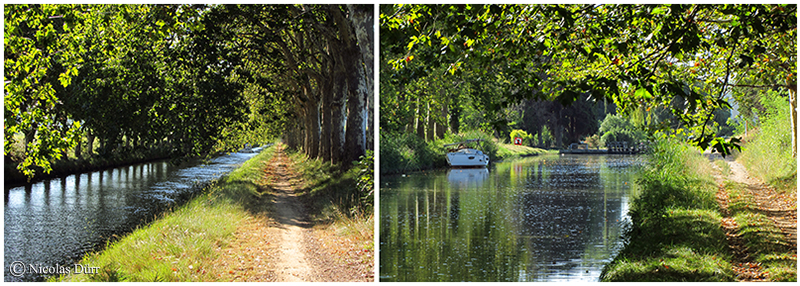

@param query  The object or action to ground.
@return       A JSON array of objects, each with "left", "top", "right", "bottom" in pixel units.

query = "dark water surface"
[
  {"left": 380, "top": 154, "right": 644, "bottom": 282},
  {"left": 4, "top": 152, "right": 259, "bottom": 281}
]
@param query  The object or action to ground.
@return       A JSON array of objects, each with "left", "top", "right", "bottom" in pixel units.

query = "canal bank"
[
  {"left": 4, "top": 146, "right": 173, "bottom": 188},
  {"left": 5, "top": 146, "right": 264, "bottom": 281},
  {"left": 380, "top": 132, "right": 548, "bottom": 175},
  {"left": 54, "top": 143, "right": 373, "bottom": 282},
  {"left": 600, "top": 140, "right": 796, "bottom": 282}
]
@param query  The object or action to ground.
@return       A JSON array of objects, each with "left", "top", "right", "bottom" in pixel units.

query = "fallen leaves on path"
[{"left": 711, "top": 155, "right": 796, "bottom": 282}]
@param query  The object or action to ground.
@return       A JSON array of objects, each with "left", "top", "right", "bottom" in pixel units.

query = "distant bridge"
[{"left": 559, "top": 141, "right": 650, "bottom": 155}]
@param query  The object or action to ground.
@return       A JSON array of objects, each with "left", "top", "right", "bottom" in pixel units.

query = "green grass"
[
  {"left": 736, "top": 94, "right": 796, "bottom": 195},
  {"left": 55, "top": 146, "right": 279, "bottom": 282},
  {"left": 603, "top": 137, "right": 796, "bottom": 282},
  {"left": 496, "top": 142, "right": 547, "bottom": 159},
  {"left": 287, "top": 148, "right": 372, "bottom": 222},
  {"left": 601, "top": 139, "right": 735, "bottom": 282}
]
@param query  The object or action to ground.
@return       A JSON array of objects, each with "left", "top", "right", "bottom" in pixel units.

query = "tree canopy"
[
  {"left": 381, "top": 4, "right": 796, "bottom": 156},
  {"left": 5, "top": 4, "right": 373, "bottom": 179}
]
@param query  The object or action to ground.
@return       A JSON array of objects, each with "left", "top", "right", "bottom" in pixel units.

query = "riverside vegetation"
[
  {"left": 55, "top": 143, "right": 374, "bottom": 282},
  {"left": 380, "top": 129, "right": 548, "bottom": 175},
  {"left": 601, "top": 92, "right": 796, "bottom": 282}
]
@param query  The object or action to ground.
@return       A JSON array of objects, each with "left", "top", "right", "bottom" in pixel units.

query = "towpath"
[
  {"left": 213, "top": 143, "right": 373, "bottom": 281},
  {"left": 710, "top": 153, "right": 797, "bottom": 281}
]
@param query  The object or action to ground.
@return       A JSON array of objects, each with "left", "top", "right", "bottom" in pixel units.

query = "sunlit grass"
[
  {"left": 495, "top": 142, "right": 546, "bottom": 159},
  {"left": 737, "top": 105, "right": 796, "bottom": 195},
  {"left": 601, "top": 139, "right": 734, "bottom": 282},
  {"left": 714, "top": 159, "right": 731, "bottom": 177},
  {"left": 286, "top": 148, "right": 372, "bottom": 222},
  {"left": 55, "top": 146, "right": 278, "bottom": 282}
]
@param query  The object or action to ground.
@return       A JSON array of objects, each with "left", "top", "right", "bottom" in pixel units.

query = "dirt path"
[
  {"left": 709, "top": 153, "right": 797, "bottom": 281},
  {"left": 214, "top": 143, "right": 372, "bottom": 282}
]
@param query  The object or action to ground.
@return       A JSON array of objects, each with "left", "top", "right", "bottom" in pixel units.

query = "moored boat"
[{"left": 444, "top": 139, "right": 490, "bottom": 167}]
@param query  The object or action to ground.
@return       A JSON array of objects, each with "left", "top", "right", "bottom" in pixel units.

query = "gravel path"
[{"left": 213, "top": 143, "right": 372, "bottom": 282}]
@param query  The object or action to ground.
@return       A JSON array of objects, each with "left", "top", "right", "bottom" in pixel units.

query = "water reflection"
[
  {"left": 4, "top": 152, "right": 258, "bottom": 281},
  {"left": 447, "top": 168, "right": 488, "bottom": 189},
  {"left": 380, "top": 155, "right": 643, "bottom": 282}
]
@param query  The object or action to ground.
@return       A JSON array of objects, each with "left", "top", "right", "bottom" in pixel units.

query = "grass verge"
[
  {"left": 600, "top": 139, "right": 735, "bottom": 282},
  {"left": 55, "top": 146, "right": 279, "bottom": 281},
  {"left": 496, "top": 142, "right": 547, "bottom": 159}
]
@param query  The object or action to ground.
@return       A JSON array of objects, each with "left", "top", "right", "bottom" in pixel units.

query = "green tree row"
[
  {"left": 380, "top": 4, "right": 795, "bottom": 157},
  {"left": 5, "top": 4, "right": 374, "bottom": 179}
]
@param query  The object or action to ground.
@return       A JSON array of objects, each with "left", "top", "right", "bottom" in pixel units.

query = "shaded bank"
[{"left": 380, "top": 131, "right": 547, "bottom": 175}]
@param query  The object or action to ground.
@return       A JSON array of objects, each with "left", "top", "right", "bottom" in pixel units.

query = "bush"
[
  {"left": 599, "top": 114, "right": 646, "bottom": 145},
  {"left": 509, "top": 129, "right": 533, "bottom": 146},
  {"left": 380, "top": 132, "right": 444, "bottom": 174},
  {"left": 380, "top": 129, "right": 499, "bottom": 175}
]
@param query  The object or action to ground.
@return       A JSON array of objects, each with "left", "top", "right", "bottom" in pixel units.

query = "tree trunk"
[
  {"left": 340, "top": 16, "right": 368, "bottom": 165},
  {"left": 330, "top": 74, "right": 346, "bottom": 165},
  {"left": 347, "top": 4, "right": 374, "bottom": 152},
  {"left": 789, "top": 85, "right": 797, "bottom": 158},
  {"left": 75, "top": 133, "right": 82, "bottom": 159},
  {"left": 426, "top": 101, "right": 434, "bottom": 141},
  {"left": 87, "top": 130, "right": 94, "bottom": 157},
  {"left": 415, "top": 97, "right": 424, "bottom": 138},
  {"left": 449, "top": 95, "right": 460, "bottom": 135},
  {"left": 320, "top": 76, "right": 333, "bottom": 163},
  {"left": 303, "top": 85, "right": 320, "bottom": 159}
]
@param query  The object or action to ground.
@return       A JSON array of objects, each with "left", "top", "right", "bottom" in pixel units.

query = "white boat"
[{"left": 444, "top": 139, "right": 490, "bottom": 167}]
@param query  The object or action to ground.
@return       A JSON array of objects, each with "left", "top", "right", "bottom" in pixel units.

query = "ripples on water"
[
  {"left": 380, "top": 155, "right": 644, "bottom": 282},
  {"left": 4, "top": 152, "right": 258, "bottom": 281}
]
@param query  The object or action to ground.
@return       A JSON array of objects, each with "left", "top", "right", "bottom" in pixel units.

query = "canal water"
[
  {"left": 4, "top": 151, "right": 260, "bottom": 281},
  {"left": 380, "top": 154, "right": 644, "bottom": 282}
]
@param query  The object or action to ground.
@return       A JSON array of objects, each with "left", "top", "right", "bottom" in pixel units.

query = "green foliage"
[
  {"left": 738, "top": 90, "right": 796, "bottom": 192},
  {"left": 598, "top": 114, "right": 647, "bottom": 144},
  {"left": 6, "top": 4, "right": 371, "bottom": 178},
  {"left": 382, "top": 4, "right": 796, "bottom": 157},
  {"left": 379, "top": 132, "right": 445, "bottom": 174},
  {"left": 354, "top": 150, "right": 374, "bottom": 211},
  {"left": 535, "top": 125, "right": 555, "bottom": 148},
  {"left": 509, "top": 129, "right": 532, "bottom": 146}
]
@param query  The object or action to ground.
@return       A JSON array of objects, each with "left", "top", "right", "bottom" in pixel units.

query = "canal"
[
  {"left": 379, "top": 154, "right": 644, "bottom": 282},
  {"left": 4, "top": 151, "right": 261, "bottom": 281}
]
